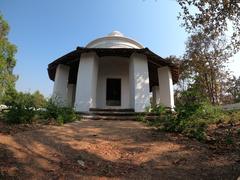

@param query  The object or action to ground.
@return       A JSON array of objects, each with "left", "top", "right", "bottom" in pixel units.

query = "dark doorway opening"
[{"left": 106, "top": 78, "right": 121, "bottom": 106}]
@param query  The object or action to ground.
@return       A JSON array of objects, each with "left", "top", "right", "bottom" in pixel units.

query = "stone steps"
[
  {"left": 89, "top": 108, "right": 135, "bottom": 112},
  {"left": 79, "top": 109, "right": 159, "bottom": 120},
  {"left": 80, "top": 115, "right": 137, "bottom": 120},
  {"left": 81, "top": 111, "right": 157, "bottom": 116},
  {"left": 81, "top": 111, "right": 135, "bottom": 116}
]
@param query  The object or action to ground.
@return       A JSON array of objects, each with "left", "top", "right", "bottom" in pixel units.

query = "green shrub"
[
  {"left": 137, "top": 114, "right": 146, "bottom": 122},
  {"left": 1, "top": 89, "right": 48, "bottom": 124},
  {"left": 223, "top": 110, "right": 240, "bottom": 124},
  {"left": 174, "top": 101, "right": 222, "bottom": 140},
  {"left": 179, "top": 118, "right": 207, "bottom": 140},
  {"left": 142, "top": 86, "right": 240, "bottom": 141},
  {"left": 43, "top": 99, "right": 77, "bottom": 125},
  {"left": 141, "top": 101, "right": 224, "bottom": 140},
  {"left": 159, "top": 113, "right": 181, "bottom": 132},
  {"left": 57, "top": 107, "right": 77, "bottom": 124},
  {"left": 32, "top": 90, "right": 47, "bottom": 109},
  {"left": 150, "top": 104, "right": 166, "bottom": 115},
  {"left": 3, "top": 91, "right": 36, "bottom": 124}
]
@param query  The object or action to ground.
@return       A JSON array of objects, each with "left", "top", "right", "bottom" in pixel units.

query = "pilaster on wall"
[
  {"left": 52, "top": 64, "right": 70, "bottom": 106},
  {"left": 129, "top": 53, "right": 150, "bottom": 112},
  {"left": 158, "top": 66, "right": 174, "bottom": 109},
  {"left": 74, "top": 52, "right": 99, "bottom": 112}
]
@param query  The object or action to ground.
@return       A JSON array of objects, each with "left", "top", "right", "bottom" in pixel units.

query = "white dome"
[{"left": 86, "top": 31, "right": 144, "bottom": 49}]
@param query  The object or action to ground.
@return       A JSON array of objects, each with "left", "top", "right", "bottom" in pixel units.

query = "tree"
[
  {"left": 32, "top": 90, "right": 46, "bottom": 108},
  {"left": 179, "top": 32, "right": 231, "bottom": 105},
  {"left": 227, "top": 76, "right": 240, "bottom": 103},
  {"left": 177, "top": 0, "right": 240, "bottom": 54},
  {"left": 166, "top": 56, "right": 190, "bottom": 93},
  {"left": 0, "top": 14, "right": 17, "bottom": 103}
]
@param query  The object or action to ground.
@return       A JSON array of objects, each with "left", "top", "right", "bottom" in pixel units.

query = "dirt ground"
[{"left": 0, "top": 120, "right": 239, "bottom": 180}]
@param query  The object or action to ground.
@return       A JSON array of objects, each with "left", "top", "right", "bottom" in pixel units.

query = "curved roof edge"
[{"left": 48, "top": 47, "right": 180, "bottom": 84}]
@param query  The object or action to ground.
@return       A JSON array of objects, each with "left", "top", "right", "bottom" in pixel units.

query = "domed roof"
[
  {"left": 86, "top": 31, "right": 144, "bottom": 49},
  {"left": 107, "top": 31, "right": 124, "bottom": 37}
]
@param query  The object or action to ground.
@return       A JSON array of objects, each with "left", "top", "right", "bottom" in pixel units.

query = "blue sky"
[{"left": 1, "top": 0, "right": 239, "bottom": 97}]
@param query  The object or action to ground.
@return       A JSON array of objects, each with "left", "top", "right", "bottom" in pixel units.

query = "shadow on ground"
[{"left": 0, "top": 120, "right": 239, "bottom": 179}]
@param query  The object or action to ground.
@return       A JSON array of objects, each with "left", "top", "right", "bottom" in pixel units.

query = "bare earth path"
[{"left": 0, "top": 120, "right": 239, "bottom": 179}]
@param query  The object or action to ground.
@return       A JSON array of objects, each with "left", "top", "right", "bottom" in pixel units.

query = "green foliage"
[
  {"left": 136, "top": 114, "right": 146, "bottom": 122},
  {"left": 140, "top": 100, "right": 223, "bottom": 141},
  {"left": 141, "top": 104, "right": 170, "bottom": 127},
  {"left": 143, "top": 84, "right": 240, "bottom": 141},
  {"left": 177, "top": 0, "right": 240, "bottom": 53},
  {"left": 226, "top": 76, "right": 240, "bottom": 103},
  {"left": 173, "top": 88, "right": 222, "bottom": 140},
  {"left": 3, "top": 90, "right": 36, "bottom": 124},
  {"left": 43, "top": 99, "right": 77, "bottom": 125},
  {"left": 2, "top": 90, "right": 77, "bottom": 125},
  {"left": 1, "top": 87, "right": 18, "bottom": 106},
  {"left": 2, "top": 89, "right": 47, "bottom": 124},
  {"left": 174, "top": 102, "right": 222, "bottom": 140},
  {"left": 175, "top": 1, "right": 239, "bottom": 105},
  {"left": 149, "top": 104, "right": 166, "bottom": 115},
  {"left": 180, "top": 32, "right": 230, "bottom": 105},
  {"left": 0, "top": 15, "right": 17, "bottom": 103},
  {"left": 221, "top": 110, "right": 240, "bottom": 124},
  {"left": 32, "top": 90, "right": 47, "bottom": 109}
]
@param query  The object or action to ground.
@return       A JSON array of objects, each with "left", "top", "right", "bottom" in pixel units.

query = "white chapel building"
[{"left": 48, "top": 31, "right": 179, "bottom": 112}]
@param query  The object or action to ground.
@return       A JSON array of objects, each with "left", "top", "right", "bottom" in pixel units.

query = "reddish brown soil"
[{"left": 0, "top": 120, "right": 239, "bottom": 180}]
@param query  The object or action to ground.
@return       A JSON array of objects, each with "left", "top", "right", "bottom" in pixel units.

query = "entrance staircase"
[{"left": 79, "top": 108, "right": 158, "bottom": 120}]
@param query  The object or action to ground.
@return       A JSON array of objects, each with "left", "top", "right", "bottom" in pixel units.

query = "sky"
[{"left": 1, "top": 0, "right": 240, "bottom": 97}]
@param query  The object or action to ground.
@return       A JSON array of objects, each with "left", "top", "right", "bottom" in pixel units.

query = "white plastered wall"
[
  {"left": 96, "top": 56, "right": 130, "bottom": 109},
  {"left": 74, "top": 52, "right": 99, "bottom": 112},
  {"left": 129, "top": 53, "right": 150, "bottom": 112},
  {"left": 158, "top": 66, "right": 174, "bottom": 108},
  {"left": 52, "top": 64, "right": 70, "bottom": 106}
]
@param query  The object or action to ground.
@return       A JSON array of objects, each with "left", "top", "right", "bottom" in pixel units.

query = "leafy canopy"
[
  {"left": 0, "top": 14, "right": 17, "bottom": 102},
  {"left": 177, "top": 0, "right": 240, "bottom": 54}
]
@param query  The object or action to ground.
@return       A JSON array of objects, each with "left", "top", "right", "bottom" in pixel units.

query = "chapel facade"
[{"left": 48, "top": 31, "right": 179, "bottom": 112}]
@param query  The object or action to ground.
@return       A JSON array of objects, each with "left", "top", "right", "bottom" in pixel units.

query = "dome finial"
[{"left": 108, "top": 31, "right": 124, "bottom": 37}]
